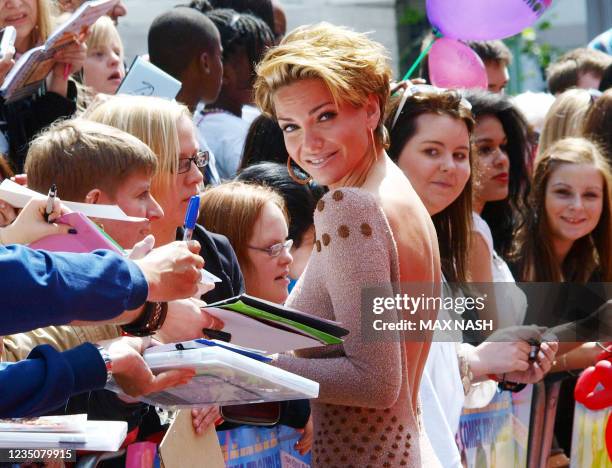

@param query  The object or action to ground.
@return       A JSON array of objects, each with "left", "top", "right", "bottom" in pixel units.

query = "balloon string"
[{"left": 401, "top": 29, "right": 442, "bottom": 82}]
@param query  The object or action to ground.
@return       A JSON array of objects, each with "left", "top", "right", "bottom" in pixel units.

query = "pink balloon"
[
  {"left": 426, "top": 0, "right": 553, "bottom": 40},
  {"left": 429, "top": 38, "right": 488, "bottom": 90}
]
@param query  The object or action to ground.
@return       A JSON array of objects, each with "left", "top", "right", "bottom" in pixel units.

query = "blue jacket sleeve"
[
  {"left": 0, "top": 343, "right": 107, "bottom": 418},
  {"left": 0, "top": 245, "right": 148, "bottom": 335}
]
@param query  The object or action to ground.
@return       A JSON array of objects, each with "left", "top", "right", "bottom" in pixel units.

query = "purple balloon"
[
  {"left": 426, "top": 0, "right": 553, "bottom": 40},
  {"left": 429, "top": 38, "right": 488, "bottom": 90}
]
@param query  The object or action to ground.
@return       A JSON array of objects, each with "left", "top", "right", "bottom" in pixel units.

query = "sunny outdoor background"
[{"left": 118, "top": 0, "right": 611, "bottom": 94}]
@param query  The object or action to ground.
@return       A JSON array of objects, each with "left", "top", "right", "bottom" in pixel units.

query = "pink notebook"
[{"left": 29, "top": 212, "right": 124, "bottom": 254}]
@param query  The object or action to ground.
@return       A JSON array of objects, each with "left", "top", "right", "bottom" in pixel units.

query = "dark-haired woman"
[
  {"left": 196, "top": 9, "right": 274, "bottom": 179},
  {"left": 463, "top": 90, "right": 532, "bottom": 328},
  {"left": 239, "top": 115, "right": 288, "bottom": 170}
]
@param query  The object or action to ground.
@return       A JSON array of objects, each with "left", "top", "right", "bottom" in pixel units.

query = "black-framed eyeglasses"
[
  {"left": 178, "top": 151, "right": 209, "bottom": 174},
  {"left": 248, "top": 239, "right": 293, "bottom": 257}
]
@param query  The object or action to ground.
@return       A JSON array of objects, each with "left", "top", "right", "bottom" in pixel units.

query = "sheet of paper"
[
  {"left": 117, "top": 56, "right": 182, "bottom": 100},
  {"left": 0, "top": 179, "right": 145, "bottom": 222},
  {"left": 0, "top": 420, "right": 127, "bottom": 451},
  {"left": 201, "top": 269, "right": 222, "bottom": 283},
  {"left": 29, "top": 212, "right": 124, "bottom": 254},
  {"left": 205, "top": 307, "right": 323, "bottom": 353}
]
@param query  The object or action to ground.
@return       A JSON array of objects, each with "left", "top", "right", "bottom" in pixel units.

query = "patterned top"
[{"left": 277, "top": 187, "right": 438, "bottom": 467}]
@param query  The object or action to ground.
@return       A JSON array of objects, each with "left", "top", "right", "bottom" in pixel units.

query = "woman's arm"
[{"left": 276, "top": 190, "right": 402, "bottom": 408}]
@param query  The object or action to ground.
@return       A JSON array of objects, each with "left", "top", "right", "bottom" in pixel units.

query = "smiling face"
[
  {"left": 472, "top": 115, "right": 510, "bottom": 210},
  {"left": 396, "top": 113, "right": 471, "bottom": 215},
  {"left": 0, "top": 0, "right": 38, "bottom": 51},
  {"left": 154, "top": 115, "right": 204, "bottom": 229},
  {"left": 273, "top": 78, "right": 379, "bottom": 188},
  {"left": 243, "top": 201, "right": 292, "bottom": 304},
  {"left": 545, "top": 162, "right": 604, "bottom": 248},
  {"left": 83, "top": 35, "right": 125, "bottom": 95},
  {"left": 92, "top": 171, "right": 164, "bottom": 249}
]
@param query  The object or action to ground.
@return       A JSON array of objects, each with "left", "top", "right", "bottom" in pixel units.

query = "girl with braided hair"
[{"left": 193, "top": 8, "right": 274, "bottom": 179}]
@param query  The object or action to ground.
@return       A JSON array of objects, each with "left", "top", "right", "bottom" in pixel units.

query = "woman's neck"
[
  {"left": 329, "top": 146, "right": 386, "bottom": 190},
  {"left": 15, "top": 34, "right": 34, "bottom": 55},
  {"left": 551, "top": 236, "right": 574, "bottom": 267},
  {"left": 472, "top": 197, "right": 485, "bottom": 215}
]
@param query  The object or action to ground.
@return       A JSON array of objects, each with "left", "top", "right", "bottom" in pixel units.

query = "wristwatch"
[
  {"left": 96, "top": 345, "right": 113, "bottom": 385},
  {"left": 121, "top": 301, "right": 168, "bottom": 337}
]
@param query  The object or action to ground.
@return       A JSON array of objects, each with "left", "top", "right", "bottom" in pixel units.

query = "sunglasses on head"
[{"left": 390, "top": 84, "right": 473, "bottom": 130}]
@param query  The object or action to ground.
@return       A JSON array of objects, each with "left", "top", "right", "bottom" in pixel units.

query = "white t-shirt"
[
  {"left": 195, "top": 110, "right": 250, "bottom": 181},
  {"left": 421, "top": 279, "right": 499, "bottom": 467},
  {"left": 241, "top": 104, "right": 260, "bottom": 125},
  {"left": 472, "top": 212, "right": 527, "bottom": 327},
  {"left": 193, "top": 108, "right": 221, "bottom": 186}
]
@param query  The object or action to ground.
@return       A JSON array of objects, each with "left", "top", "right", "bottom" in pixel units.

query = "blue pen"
[{"left": 182, "top": 195, "right": 200, "bottom": 241}]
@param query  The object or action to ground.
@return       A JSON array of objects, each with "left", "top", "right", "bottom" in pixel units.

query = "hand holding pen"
[
  {"left": 44, "top": 183, "right": 57, "bottom": 223},
  {"left": 0, "top": 197, "right": 74, "bottom": 245}
]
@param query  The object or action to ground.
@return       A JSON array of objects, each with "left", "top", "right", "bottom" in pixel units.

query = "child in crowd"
[
  {"left": 512, "top": 137, "right": 612, "bottom": 457},
  {"left": 148, "top": 7, "right": 225, "bottom": 184},
  {"left": 77, "top": 16, "right": 126, "bottom": 110},
  {"left": 196, "top": 9, "right": 275, "bottom": 179},
  {"left": 236, "top": 162, "right": 325, "bottom": 288}
]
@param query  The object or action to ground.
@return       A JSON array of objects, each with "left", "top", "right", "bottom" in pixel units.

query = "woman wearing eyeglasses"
[
  {"left": 86, "top": 95, "right": 244, "bottom": 302},
  {"left": 199, "top": 181, "right": 293, "bottom": 304},
  {"left": 198, "top": 181, "right": 313, "bottom": 455},
  {"left": 85, "top": 94, "right": 246, "bottom": 440}
]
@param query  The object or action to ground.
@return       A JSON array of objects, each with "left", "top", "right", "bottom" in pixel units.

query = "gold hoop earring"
[
  {"left": 370, "top": 127, "right": 378, "bottom": 161},
  {"left": 286, "top": 157, "right": 312, "bottom": 185}
]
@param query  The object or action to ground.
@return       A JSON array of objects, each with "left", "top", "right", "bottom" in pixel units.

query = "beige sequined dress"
[{"left": 276, "top": 188, "right": 435, "bottom": 467}]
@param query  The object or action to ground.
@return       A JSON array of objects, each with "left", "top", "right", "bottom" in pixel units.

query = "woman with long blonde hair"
[{"left": 0, "top": 0, "right": 87, "bottom": 171}]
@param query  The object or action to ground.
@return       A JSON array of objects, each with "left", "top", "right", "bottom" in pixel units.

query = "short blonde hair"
[
  {"left": 536, "top": 88, "right": 593, "bottom": 163},
  {"left": 198, "top": 181, "right": 288, "bottom": 271},
  {"left": 25, "top": 119, "right": 158, "bottom": 202},
  {"left": 254, "top": 22, "right": 392, "bottom": 147},
  {"left": 84, "top": 95, "right": 191, "bottom": 194}
]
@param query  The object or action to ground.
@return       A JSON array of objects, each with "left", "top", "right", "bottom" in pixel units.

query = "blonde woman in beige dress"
[{"left": 254, "top": 23, "right": 441, "bottom": 467}]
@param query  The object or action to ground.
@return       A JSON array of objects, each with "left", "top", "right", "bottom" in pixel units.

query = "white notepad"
[
  {"left": 0, "top": 420, "right": 127, "bottom": 451},
  {"left": 116, "top": 56, "right": 182, "bottom": 100},
  {"left": 118, "top": 344, "right": 319, "bottom": 409}
]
